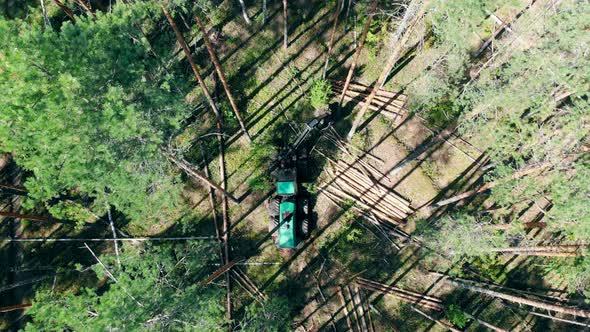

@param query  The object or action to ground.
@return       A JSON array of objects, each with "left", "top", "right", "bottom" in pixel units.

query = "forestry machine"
[{"left": 267, "top": 115, "right": 331, "bottom": 249}]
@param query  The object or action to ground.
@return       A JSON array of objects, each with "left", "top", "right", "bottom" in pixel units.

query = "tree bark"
[
  {"left": 490, "top": 245, "right": 585, "bottom": 257},
  {"left": 237, "top": 0, "right": 252, "bottom": 24},
  {"left": 488, "top": 221, "right": 546, "bottom": 230},
  {"left": 339, "top": 0, "right": 379, "bottom": 108},
  {"left": 105, "top": 206, "right": 121, "bottom": 268},
  {"left": 338, "top": 287, "right": 354, "bottom": 331},
  {"left": 161, "top": 6, "right": 223, "bottom": 122},
  {"left": 0, "top": 211, "right": 54, "bottom": 222},
  {"left": 195, "top": 15, "right": 252, "bottom": 143},
  {"left": 347, "top": 0, "right": 426, "bottom": 140},
  {"left": 528, "top": 310, "right": 590, "bottom": 328},
  {"left": 217, "top": 117, "right": 232, "bottom": 330},
  {"left": 443, "top": 276, "right": 590, "bottom": 318},
  {"left": 491, "top": 245, "right": 585, "bottom": 253},
  {"left": 322, "top": 0, "right": 342, "bottom": 79},
  {"left": 52, "top": 0, "right": 76, "bottom": 22},
  {"left": 0, "top": 304, "right": 32, "bottom": 313},
  {"left": 283, "top": 0, "right": 288, "bottom": 50}
]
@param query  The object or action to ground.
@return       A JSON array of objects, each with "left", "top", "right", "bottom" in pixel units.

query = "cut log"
[
  {"left": 335, "top": 86, "right": 406, "bottom": 109},
  {"left": 442, "top": 276, "right": 590, "bottom": 319},
  {"left": 161, "top": 6, "right": 222, "bottom": 122},
  {"left": 0, "top": 304, "right": 32, "bottom": 313},
  {"left": 322, "top": 0, "right": 342, "bottom": 78},
  {"left": 201, "top": 259, "right": 241, "bottom": 285},
  {"left": 333, "top": 80, "right": 408, "bottom": 100},
  {"left": 0, "top": 211, "right": 54, "bottom": 222},
  {"left": 357, "top": 279, "right": 443, "bottom": 311},
  {"left": 339, "top": 0, "right": 379, "bottom": 107},
  {"left": 282, "top": 0, "right": 288, "bottom": 49},
  {"left": 338, "top": 287, "right": 354, "bottom": 331},
  {"left": 0, "top": 183, "right": 27, "bottom": 193},
  {"left": 195, "top": 15, "right": 251, "bottom": 143},
  {"left": 410, "top": 306, "right": 461, "bottom": 332},
  {"left": 347, "top": 0, "right": 426, "bottom": 140},
  {"left": 462, "top": 311, "right": 508, "bottom": 332}
]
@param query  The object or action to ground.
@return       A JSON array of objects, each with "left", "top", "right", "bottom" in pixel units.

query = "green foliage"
[
  {"left": 247, "top": 142, "right": 275, "bottom": 192},
  {"left": 424, "top": 214, "right": 508, "bottom": 259},
  {"left": 309, "top": 79, "right": 332, "bottom": 111},
  {"left": 419, "top": 1, "right": 590, "bottom": 290},
  {"left": 47, "top": 200, "right": 95, "bottom": 226},
  {"left": 0, "top": 3, "right": 189, "bottom": 228},
  {"left": 546, "top": 253, "right": 590, "bottom": 295},
  {"left": 24, "top": 242, "right": 226, "bottom": 331},
  {"left": 239, "top": 297, "right": 292, "bottom": 332},
  {"left": 445, "top": 304, "right": 470, "bottom": 328}
]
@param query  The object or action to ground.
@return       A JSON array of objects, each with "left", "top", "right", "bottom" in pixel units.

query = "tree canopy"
[
  {"left": 0, "top": 3, "right": 187, "bottom": 227},
  {"left": 23, "top": 242, "right": 226, "bottom": 331}
]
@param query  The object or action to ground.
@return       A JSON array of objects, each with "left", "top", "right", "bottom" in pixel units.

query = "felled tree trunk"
[
  {"left": 195, "top": 15, "right": 252, "bottom": 143},
  {"left": 431, "top": 161, "right": 552, "bottom": 208},
  {"left": 442, "top": 276, "right": 590, "bottom": 318},
  {"left": 322, "top": 0, "right": 342, "bottom": 78},
  {"left": 347, "top": 0, "right": 427, "bottom": 140},
  {"left": 161, "top": 6, "right": 222, "bottom": 122},
  {"left": 74, "top": 0, "right": 95, "bottom": 18},
  {"left": 490, "top": 245, "right": 585, "bottom": 257},
  {"left": 339, "top": 0, "right": 379, "bottom": 107},
  {"left": 0, "top": 211, "right": 54, "bottom": 222}
]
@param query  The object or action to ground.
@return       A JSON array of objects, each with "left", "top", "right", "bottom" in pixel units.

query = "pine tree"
[
  {"left": 23, "top": 242, "right": 226, "bottom": 330},
  {"left": 0, "top": 3, "right": 188, "bottom": 228}
]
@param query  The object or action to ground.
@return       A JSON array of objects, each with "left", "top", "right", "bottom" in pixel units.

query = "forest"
[{"left": 0, "top": 0, "right": 588, "bottom": 331}]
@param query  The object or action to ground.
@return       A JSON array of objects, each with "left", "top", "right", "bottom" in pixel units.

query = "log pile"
[
  {"left": 338, "top": 286, "right": 374, "bottom": 332},
  {"left": 356, "top": 278, "right": 444, "bottom": 311},
  {"left": 331, "top": 80, "right": 408, "bottom": 121},
  {"left": 321, "top": 157, "right": 412, "bottom": 224}
]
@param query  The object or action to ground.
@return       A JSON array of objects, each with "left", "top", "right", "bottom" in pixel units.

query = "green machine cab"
[{"left": 267, "top": 116, "right": 331, "bottom": 249}]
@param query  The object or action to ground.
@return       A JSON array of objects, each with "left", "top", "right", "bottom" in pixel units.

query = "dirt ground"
[{"left": 172, "top": 2, "right": 500, "bottom": 330}]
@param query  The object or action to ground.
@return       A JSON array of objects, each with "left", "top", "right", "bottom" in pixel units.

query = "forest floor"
[
  {"left": 0, "top": 1, "right": 580, "bottom": 331},
  {"left": 162, "top": 1, "right": 578, "bottom": 330},
  {"left": 175, "top": 2, "right": 506, "bottom": 331}
]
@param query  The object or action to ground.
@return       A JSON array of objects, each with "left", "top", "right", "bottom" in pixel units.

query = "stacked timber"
[
  {"left": 331, "top": 80, "right": 408, "bottom": 120},
  {"left": 338, "top": 286, "right": 374, "bottom": 332},
  {"left": 356, "top": 278, "right": 443, "bottom": 311},
  {"left": 322, "top": 157, "right": 412, "bottom": 224}
]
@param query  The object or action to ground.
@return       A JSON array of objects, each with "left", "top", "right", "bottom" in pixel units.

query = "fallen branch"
[
  {"left": 410, "top": 306, "right": 461, "bottom": 332},
  {"left": 165, "top": 153, "right": 239, "bottom": 203}
]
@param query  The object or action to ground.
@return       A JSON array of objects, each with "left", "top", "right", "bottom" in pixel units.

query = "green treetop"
[{"left": 0, "top": 3, "right": 189, "bottom": 228}]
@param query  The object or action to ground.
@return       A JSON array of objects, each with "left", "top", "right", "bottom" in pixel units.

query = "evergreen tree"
[
  {"left": 0, "top": 2, "right": 189, "bottom": 228},
  {"left": 23, "top": 241, "right": 226, "bottom": 330}
]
